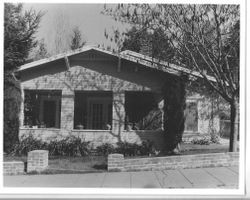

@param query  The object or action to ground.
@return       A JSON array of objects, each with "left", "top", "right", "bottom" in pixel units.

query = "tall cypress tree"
[{"left": 4, "top": 3, "right": 43, "bottom": 153}]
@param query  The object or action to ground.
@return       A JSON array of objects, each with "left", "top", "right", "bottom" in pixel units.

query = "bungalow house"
[{"left": 18, "top": 46, "right": 220, "bottom": 150}]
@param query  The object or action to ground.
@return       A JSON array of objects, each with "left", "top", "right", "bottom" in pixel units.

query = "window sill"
[
  {"left": 20, "top": 127, "right": 61, "bottom": 131},
  {"left": 72, "top": 129, "right": 112, "bottom": 132},
  {"left": 123, "top": 129, "right": 163, "bottom": 133}
]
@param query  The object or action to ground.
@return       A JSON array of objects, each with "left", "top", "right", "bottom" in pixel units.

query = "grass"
[
  {"left": 180, "top": 143, "right": 229, "bottom": 155},
  {"left": 48, "top": 155, "right": 107, "bottom": 171}
]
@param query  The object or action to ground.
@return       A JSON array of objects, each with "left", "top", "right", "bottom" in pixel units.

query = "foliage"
[
  {"left": 29, "top": 39, "right": 50, "bottom": 61},
  {"left": 4, "top": 3, "right": 43, "bottom": 153},
  {"left": 96, "top": 143, "right": 115, "bottom": 156},
  {"left": 115, "top": 140, "right": 155, "bottom": 157},
  {"left": 210, "top": 131, "right": 221, "bottom": 144},
  {"left": 4, "top": 3, "right": 43, "bottom": 71},
  {"left": 11, "top": 134, "right": 46, "bottom": 156},
  {"left": 121, "top": 26, "right": 175, "bottom": 61},
  {"left": 162, "top": 75, "right": 187, "bottom": 152},
  {"left": 115, "top": 141, "right": 139, "bottom": 156},
  {"left": 4, "top": 76, "right": 21, "bottom": 153},
  {"left": 11, "top": 135, "right": 91, "bottom": 157},
  {"left": 47, "top": 136, "right": 90, "bottom": 157},
  {"left": 48, "top": 12, "right": 86, "bottom": 54},
  {"left": 191, "top": 136, "right": 211, "bottom": 145},
  {"left": 138, "top": 109, "right": 162, "bottom": 130},
  {"left": 70, "top": 26, "right": 86, "bottom": 50},
  {"left": 103, "top": 4, "right": 240, "bottom": 152},
  {"left": 11, "top": 134, "right": 155, "bottom": 158}
]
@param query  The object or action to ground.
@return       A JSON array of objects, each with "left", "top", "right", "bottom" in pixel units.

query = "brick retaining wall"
[
  {"left": 108, "top": 152, "right": 239, "bottom": 172},
  {"left": 4, "top": 161, "right": 25, "bottom": 175}
]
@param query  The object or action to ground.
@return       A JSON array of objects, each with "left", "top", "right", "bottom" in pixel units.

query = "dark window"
[
  {"left": 125, "top": 91, "right": 162, "bottom": 130},
  {"left": 74, "top": 91, "right": 113, "bottom": 130},
  {"left": 24, "top": 90, "right": 61, "bottom": 128},
  {"left": 184, "top": 101, "right": 198, "bottom": 132}
]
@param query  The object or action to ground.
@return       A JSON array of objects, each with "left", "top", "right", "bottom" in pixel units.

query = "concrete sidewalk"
[{"left": 4, "top": 166, "right": 239, "bottom": 188}]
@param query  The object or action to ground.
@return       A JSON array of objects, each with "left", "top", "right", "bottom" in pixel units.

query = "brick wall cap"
[
  {"left": 28, "top": 150, "right": 48, "bottom": 153},
  {"left": 125, "top": 152, "right": 238, "bottom": 161},
  {"left": 108, "top": 154, "right": 124, "bottom": 158},
  {"left": 4, "top": 161, "right": 24, "bottom": 164}
]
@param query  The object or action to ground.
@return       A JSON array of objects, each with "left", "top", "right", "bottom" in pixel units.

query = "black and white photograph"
[{"left": 1, "top": 0, "right": 248, "bottom": 199}]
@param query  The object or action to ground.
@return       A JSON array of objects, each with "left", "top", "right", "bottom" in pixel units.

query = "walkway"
[{"left": 4, "top": 166, "right": 239, "bottom": 188}]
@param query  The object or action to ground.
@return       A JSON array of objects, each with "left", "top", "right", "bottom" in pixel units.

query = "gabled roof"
[{"left": 19, "top": 46, "right": 215, "bottom": 82}]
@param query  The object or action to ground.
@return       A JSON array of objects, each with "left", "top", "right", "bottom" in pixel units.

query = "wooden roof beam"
[
  {"left": 64, "top": 56, "right": 70, "bottom": 70},
  {"left": 117, "top": 56, "right": 121, "bottom": 72}
]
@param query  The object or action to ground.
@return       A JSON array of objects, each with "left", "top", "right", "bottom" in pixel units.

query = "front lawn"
[
  {"left": 4, "top": 138, "right": 238, "bottom": 174},
  {"left": 180, "top": 138, "right": 239, "bottom": 155},
  {"left": 48, "top": 155, "right": 107, "bottom": 171}
]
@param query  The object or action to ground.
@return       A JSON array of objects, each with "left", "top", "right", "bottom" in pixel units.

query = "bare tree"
[
  {"left": 104, "top": 4, "right": 240, "bottom": 151},
  {"left": 47, "top": 10, "right": 72, "bottom": 54}
]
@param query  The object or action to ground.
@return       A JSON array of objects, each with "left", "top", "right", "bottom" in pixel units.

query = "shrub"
[
  {"left": 191, "top": 136, "right": 211, "bottom": 145},
  {"left": 11, "top": 135, "right": 90, "bottom": 157},
  {"left": 140, "top": 140, "right": 155, "bottom": 155},
  {"left": 210, "top": 133, "right": 221, "bottom": 144},
  {"left": 47, "top": 136, "right": 90, "bottom": 156},
  {"left": 115, "top": 140, "right": 155, "bottom": 157},
  {"left": 11, "top": 134, "right": 46, "bottom": 156},
  {"left": 210, "top": 131, "right": 221, "bottom": 144},
  {"left": 115, "top": 142, "right": 139, "bottom": 156},
  {"left": 96, "top": 143, "right": 115, "bottom": 156}
]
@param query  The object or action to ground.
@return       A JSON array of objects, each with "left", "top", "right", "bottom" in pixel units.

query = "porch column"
[
  {"left": 112, "top": 91, "right": 125, "bottom": 135},
  {"left": 60, "top": 89, "right": 74, "bottom": 130},
  {"left": 19, "top": 86, "right": 24, "bottom": 127}
]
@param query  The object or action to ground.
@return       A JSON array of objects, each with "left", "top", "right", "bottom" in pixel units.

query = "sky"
[{"left": 23, "top": 3, "right": 130, "bottom": 53}]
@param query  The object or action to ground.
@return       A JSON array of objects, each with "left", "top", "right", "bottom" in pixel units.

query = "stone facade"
[
  {"left": 19, "top": 129, "right": 165, "bottom": 149},
  {"left": 108, "top": 152, "right": 239, "bottom": 172}
]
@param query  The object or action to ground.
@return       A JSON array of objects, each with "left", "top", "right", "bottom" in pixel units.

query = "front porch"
[
  {"left": 21, "top": 89, "right": 164, "bottom": 131},
  {"left": 19, "top": 87, "right": 205, "bottom": 150},
  {"left": 20, "top": 89, "right": 168, "bottom": 148}
]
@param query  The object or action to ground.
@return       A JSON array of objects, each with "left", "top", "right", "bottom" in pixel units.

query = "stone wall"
[
  {"left": 108, "top": 152, "right": 239, "bottom": 172},
  {"left": 19, "top": 128, "right": 165, "bottom": 149},
  {"left": 4, "top": 161, "right": 25, "bottom": 175}
]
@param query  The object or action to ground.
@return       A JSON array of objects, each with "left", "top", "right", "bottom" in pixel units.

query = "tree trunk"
[{"left": 229, "top": 97, "right": 239, "bottom": 152}]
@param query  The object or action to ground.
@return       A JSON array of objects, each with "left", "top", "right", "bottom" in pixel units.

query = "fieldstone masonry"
[
  {"left": 27, "top": 150, "right": 49, "bottom": 173},
  {"left": 60, "top": 89, "right": 74, "bottom": 131}
]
